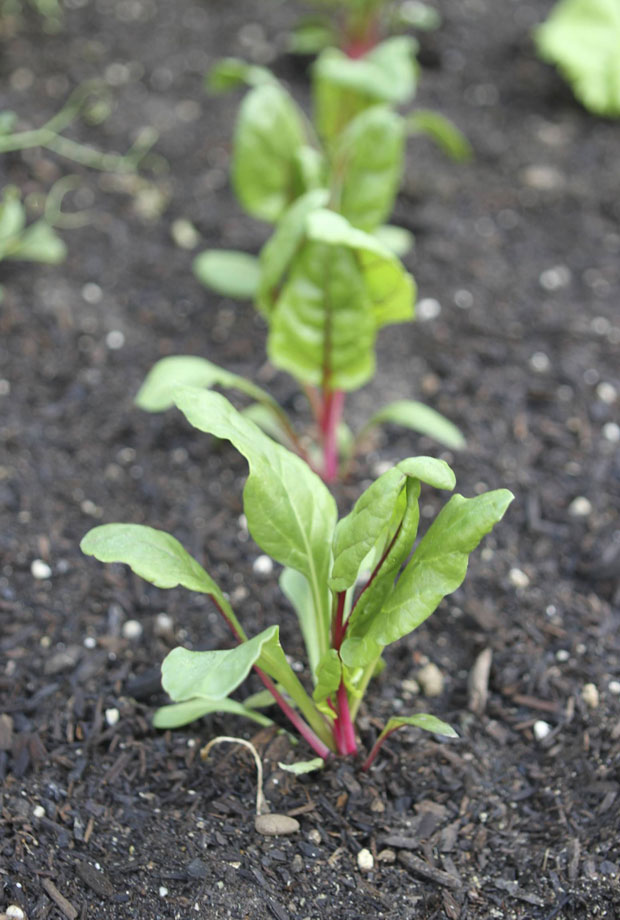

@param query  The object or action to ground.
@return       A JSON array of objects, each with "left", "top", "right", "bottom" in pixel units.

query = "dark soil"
[{"left": 1, "top": 0, "right": 619, "bottom": 917}]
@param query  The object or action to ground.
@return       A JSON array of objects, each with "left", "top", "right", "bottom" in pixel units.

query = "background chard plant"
[
  {"left": 82, "top": 388, "right": 513, "bottom": 769},
  {"left": 139, "top": 41, "right": 469, "bottom": 482}
]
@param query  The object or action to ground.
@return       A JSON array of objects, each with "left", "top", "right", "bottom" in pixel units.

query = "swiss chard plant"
[
  {"left": 82, "top": 388, "right": 513, "bottom": 770},
  {"left": 140, "top": 51, "right": 468, "bottom": 481},
  {"left": 535, "top": 0, "right": 620, "bottom": 117},
  {"left": 138, "top": 202, "right": 465, "bottom": 482},
  {"left": 282, "top": 0, "right": 441, "bottom": 58}
]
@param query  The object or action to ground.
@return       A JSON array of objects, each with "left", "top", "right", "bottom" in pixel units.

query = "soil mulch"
[{"left": 1, "top": 0, "right": 619, "bottom": 917}]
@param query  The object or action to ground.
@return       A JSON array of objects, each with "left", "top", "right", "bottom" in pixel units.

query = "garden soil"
[{"left": 1, "top": 0, "right": 619, "bottom": 917}]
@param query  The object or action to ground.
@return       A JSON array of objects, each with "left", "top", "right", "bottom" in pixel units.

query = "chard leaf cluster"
[{"left": 82, "top": 389, "right": 513, "bottom": 768}]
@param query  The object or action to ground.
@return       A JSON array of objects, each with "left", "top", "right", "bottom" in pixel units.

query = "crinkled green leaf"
[
  {"left": 174, "top": 388, "right": 337, "bottom": 662},
  {"left": 161, "top": 626, "right": 280, "bottom": 701},
  {"left": 380, "top": 712, "right": 457, "bottom": 740},
  {"left": 257, "top": 188, "right": 329, "bottom": 317},
  {"left": 278, "top": 757, "right": 325, "bottom": 774},
  {"left": 232, "top": 83, "right": 307, "bottom": 222},
  {"left": 335, "top": 106, "right": 405, "bottom": 231},
  {"left": 267, "top": 210, "right": 414, "bottom": 391},
  {"left": 407, "top": 110, "right": 472, "bottom": 160},
  {"left": 535, "top": 0, "right": 620, "bottom": 117},
  {"left": 135, "top": 356, "right": 284, "bottom": 427},
  {"left": 193, "top": 249, "right": 260, "bottom": 299},
  {"left": 349, "top": 490, "right": 514, "bottom": 660},
  {"left": 331, "top": 457, "right": 455, "bottom": 593},
  {"left": 81, "top": 522, "right": 244, "bottom": 635},
  {"left": 364, "top": 399, "right": 466, "bottom": 450},
  {"left": 314, "top": 36, "right": 418, "bottom": 141},
  {"left": 206, "top": 57, "right": 276, "bottom": 93},
  {"left": 306, "top": 209, "right": 415, "bottom": 326},
  {"left": 153, "top": 696, "right": 274, "bottom": 729}
]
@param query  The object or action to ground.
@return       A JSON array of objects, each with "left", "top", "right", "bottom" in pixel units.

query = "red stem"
[
  {"left": 320, "top": 388, "right": 345, "bottom": 483},
  {"left": 210, "top": 597, "right": 331, "bottom": 760},
  {"left": 335, "top": 681, "right": 357, "bottom": 755},
  {"left": 361, "top": 727, "right": 395, "bottom": 772}
]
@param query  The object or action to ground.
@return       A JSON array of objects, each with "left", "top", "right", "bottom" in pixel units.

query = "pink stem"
[
  {"left": 321, "top": 388, "right": 345, "bottom": 483},
  {"left": 254, "top": 667, "right": 332, "bottom": 760},
  {"left": 361, "top": 727, "right": 396, "bottom": 772},
  {"left": 335, "top": 681, "right": 357, "bottom": 755}
]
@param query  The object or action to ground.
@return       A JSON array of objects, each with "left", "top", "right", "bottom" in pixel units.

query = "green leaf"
[
  {"left": 312, "top": 648, "right": 342, "bottom": 705},
  {"left": 393, "top": 1, "right": 441, "bottom": 31},
  {"left": 373, "top": 224, "right": 414, "bottom": 257},
  {"left": 352, "top": 490, "right": 514, "bottom": 656},
  {"left": 193, "top": 250, "right": 260, "bottom": 300},
  {"left": 280, "top": 567, "right": 323, "bottom": 679},
  {"left": 267, "top": 210, "right": 415, "bottom": 391},
  {"left": 240, "top": 403, "right": 294, "bottom": 449},
  {"left": 5, "top": 220, "right": 66, "bottom": 264},
  {"left": 363, "top": 399, "right": 466, "bottom": 450},
  {"left": 232, "top": 83, "right": 307, "bottom": 222},
  {"left": 0, "top": 111, "right": 18, "bottom": 135},
  {"left": 80, "top": 523, "right": 244, "bottom": 638},
  {"left": 153, "top": 697, "right": 274, "bottom": 729},
  {"left": 288, "top": 18, "right": 335, "bottom": 54},
  {"left": 206, "top": 57, "right": 276, "bottom": 93},
  {"left": 335, "top": 106, "right": 405, "bottom": 231},
  {"left": 135, "top": 356, "right": 285, "bottom": 429},
  {"left": 380, "top": 712, "right": 457, "bottom": 740},
  {"left": 174, "top": 388, "right": 337, "bottom": 661},
  {"left": 161, "top": 626, "right": 280, "bottom": 701},
  {"left": 314, "top": 36, "right": 418, "bottom": 141},
  {"left": 535, "top": 0, "right": 620, "bottom": 117},
  {"left": 331, "top": 457, "right": 455, "bottom": 592},
  {"left": 278, "top": 757, "right": 324, "bottom": 774},
  {"left": 0, "top": 187, "right": 26, "bottom": 245},
  {"left": 407, "top": 110, "right": 472, "bottom": 161},
  {"left": 257, "top": 188, "right": 329, "bottom": 317}
]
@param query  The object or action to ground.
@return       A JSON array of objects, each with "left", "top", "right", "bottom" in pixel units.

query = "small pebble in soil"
[
  {"left": 509, "top": 568, "right": 530, "bottom": 589},
  {"left": 81, "top": 282, "right": 103, "bottom": 304},
  {"left": 33, "top": 804, "right": 45, "bottom": 818},
  {"left": 377, "top": 849, "right": 396, "bottom": 864},
  {"left": 533, "top": 720, "right": 552, "bottom": 741},
  {"left": 416, "top": 662, "right": 444, "bottom": 697},
  {"left": 539, "top": 265, "right": 571, "bottom": 291},
  {"left": 307, "top": 828, "right": 321, "bottom": 845},
  {"left": 529, "top": 352, "right": 550, "bottom": 373},
  {"left": 521, "top": 164, "right": 564, "bottom": 191},
  {"left": 608, "top": 681, "right": 620, "bottom": 695},
  {"left": 106, "top": 330, "right": 125, "bottom": 350},
  {"left": 31, "top": 559, "right": 52, "bottom": 580},
  {"left": 596, "top": 382, "right": 617, "bottom": 404},
  {"left": 122, "top": 619, "right": 143, "bottom": 640},
  {"left": 568, "top": 496, "right": 592, "bottom": 517},
  {"left": 254, "top": 813, "right": 300, "bottom": 836},
  {"left": 105, "top": 708, "right": 120, "bottom": 726},
  {"left": 6, "top": 906, "right": 26, "bottom": 920},
  {"left": 83, "top": 636, "right": 97, "bottom": 649},
  {"left": 158, "top": 887, "right": 168, "bottom": 898},
  {"left": 555, "top": 649, "right": 570, "bottom": 662},
  {"left": 454, "top": 288, "right": 473, "bottom": 309},
  {"left": 0, "top": 378, "right": 10, "bottom": 396},
  {"left": 252, "top": 555, "right": 273, "bottom": 576},
  {"left": 603, "top": 422, "right": 620, "bottom": 443},
  {"left": 171, "top": 218, "right": 200, "bottom": 249},
  {"left": 417, "top": 298, "right": 441, "bottom": 320},
  {"left": 154, "top": 612, "right": 174, "bottom": 636},
  {"left": 357, "top": 848, "right": 374, "bottom": 872},
  {"left": 582, "top": 684, "right": 599, "bottom": 709}
]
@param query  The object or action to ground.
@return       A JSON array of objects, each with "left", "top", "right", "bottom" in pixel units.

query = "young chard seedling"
[{"left": 82, "top": 389, "right": 513, "bottom": 770}]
